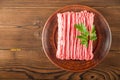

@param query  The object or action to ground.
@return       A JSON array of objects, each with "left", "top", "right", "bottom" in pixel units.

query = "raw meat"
[{"left": 56, "top": 10, "right": 95, "bottom": 60}]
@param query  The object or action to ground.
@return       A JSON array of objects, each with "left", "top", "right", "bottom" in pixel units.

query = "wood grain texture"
[{"left": 0, "top": 0, "right": 119, "bottom": 80}]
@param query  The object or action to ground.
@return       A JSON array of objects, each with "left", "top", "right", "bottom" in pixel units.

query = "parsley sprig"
[
  {"left": 75, "top": 23, "right": 97, "bottom": 47},
  {"left": 90, "top": 25, "right": 97, "bottom": 40}
]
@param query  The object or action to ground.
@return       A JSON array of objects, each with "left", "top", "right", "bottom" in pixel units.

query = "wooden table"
[{"left": 0, "top": 0, "right": 119, "bottom": 80}]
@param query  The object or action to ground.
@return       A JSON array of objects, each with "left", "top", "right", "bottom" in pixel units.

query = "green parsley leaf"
[
  {"left": 74, "top": 23, "right": 89, "bottom": 47},
  {"left": 74, "top": 24, "right": 83, "bottom": 31},
  {"left": 77, "top": 35, "right": 87, "bottom": 40},
  {"left": 92, "top": 25, "right": 96, "bottom": 33},
  {"left": 90, "top": 25, "right": 97, "bottom": 40},
  {"left": 74, "top": 23, "right": 97, "bottom": 47},
  {"left": 90, "top": 36, "right": 97, "bottom": 40}
]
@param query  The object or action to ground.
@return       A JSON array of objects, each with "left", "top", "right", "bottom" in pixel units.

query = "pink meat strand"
[
  {"left": 76, "top": 12, "right": 80, "bottom": 60},
  {"left": 66, "top": 12, "right": 71, "bottom": 59},
  {"left": 69, "top": 12, "right": 73, "bottom": 59},
  {"left": 73, "top": 13, "right": 77, "bottom": 59},
  {"left": 86, "top": 13, "right": 94, "bottom": 60},
  {"left": 78, "top": 12, "right": 82, "bottom": 60},
  {"left": 83, "top": 11, "right": 89, "bottom": 60},
  {"left": 71, "top": 12, "right": 75, "bottom": 59},
  {"left": 80, "top": 11, "right": 85, "bottom": 60},
  {"left": 56, "top": 13, "right": 63, "bottom": 59},
  {"left": 62, "top": 13, "right": 67, "bottom": 59}
]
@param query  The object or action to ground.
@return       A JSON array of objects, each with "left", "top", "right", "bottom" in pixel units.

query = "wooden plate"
[{"left": 42, "top": 5, "right": 112, "bottom": 72}]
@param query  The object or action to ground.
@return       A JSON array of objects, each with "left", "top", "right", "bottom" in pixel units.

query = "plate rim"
[{"left": 42, "top": 5, "right": 112, "bottom": 72}]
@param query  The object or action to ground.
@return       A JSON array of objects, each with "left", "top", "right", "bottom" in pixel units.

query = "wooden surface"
[{"left": 0, "top": 0, "right": 119, "bottom": 80}]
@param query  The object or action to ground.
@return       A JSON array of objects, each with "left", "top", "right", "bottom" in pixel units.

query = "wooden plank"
[
  {"left": 0, "top": 8, "right": 55, "bottom": 25},
  {"left": 0, "top": 0, "right": 120, "bottom": 7},
  {"left": 0, "top": 26, "right": 41, "bottom": 49},
  {"left": 0, "top": 49, "right": 56, "bottom": 68},
  {"left": 0, "top": 7, "right": 119, "bottom": 29},
  {"left": 0, "top": 50, "right": 119, "bottom": 79}
]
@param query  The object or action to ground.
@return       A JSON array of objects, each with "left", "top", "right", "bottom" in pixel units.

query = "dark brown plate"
[{"left": 42, "top": 5, "right": 112, "bottom": 72}]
